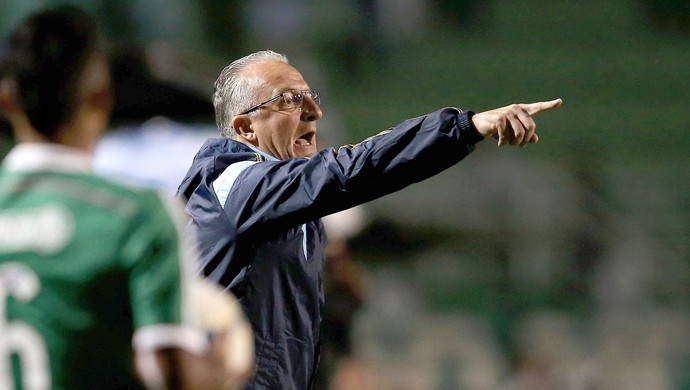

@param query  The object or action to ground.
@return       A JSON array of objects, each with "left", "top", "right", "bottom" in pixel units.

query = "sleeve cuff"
[
  {"left": 133, "top": 324, "right": 210, "bottom": 355},
  {"left": 458, "top": 111, "right": 485, "bottom": 145}
]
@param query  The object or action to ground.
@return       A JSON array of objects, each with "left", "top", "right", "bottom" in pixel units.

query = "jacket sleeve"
[{"left": 224, "top": 108, "right": 483, "bottom": 238}]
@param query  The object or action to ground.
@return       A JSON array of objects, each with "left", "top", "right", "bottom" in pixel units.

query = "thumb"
[{"left": 521, "top": 98, "right": 563, "bottom": 116}]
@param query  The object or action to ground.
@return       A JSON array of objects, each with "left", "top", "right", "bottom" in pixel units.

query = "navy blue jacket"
[{"left": 176, "top": 108, "right": 483, "bottom": 389}]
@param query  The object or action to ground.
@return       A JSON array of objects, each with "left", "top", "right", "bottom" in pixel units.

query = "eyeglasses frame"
[{"left": 239, "top": 89, "right": 320, "bottom": 115}]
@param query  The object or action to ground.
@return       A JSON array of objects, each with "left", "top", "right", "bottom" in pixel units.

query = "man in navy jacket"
[{"left": 177, "top": 50, "right": 562, "bottom": 389}]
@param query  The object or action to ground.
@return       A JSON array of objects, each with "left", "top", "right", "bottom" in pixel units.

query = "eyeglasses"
[{"left": 239, "top": 89, "right": 320, "bottom": 115}]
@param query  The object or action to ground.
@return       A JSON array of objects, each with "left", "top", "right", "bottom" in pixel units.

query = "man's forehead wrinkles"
[
  {"left": 271, "top": 74, "right": 308, "bottom": 92},
  {"left": 253, "top": 63, "right": 307, "bottom": 93}
]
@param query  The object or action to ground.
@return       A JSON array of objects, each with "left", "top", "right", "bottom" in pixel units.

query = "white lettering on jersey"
[
  {"left": 0, "top": 263, "right": 50, "bottom": 390},
  {"left": 0, "top": 205, "right": 74, "bottom": 254}
]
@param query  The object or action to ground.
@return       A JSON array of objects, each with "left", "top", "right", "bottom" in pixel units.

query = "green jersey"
[{"left": 0, "top": 144, "right": 207, "bottom": 390}]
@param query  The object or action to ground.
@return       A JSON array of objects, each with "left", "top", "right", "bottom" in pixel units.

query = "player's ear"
[
  {"left": 0, "top": 77, "right": 34, "bottom": 138},
  {"left": 0, "top": 77, "right": 20, "bottom": 118},
  {"left": 86, "top": 85, "right": 113, "bottom": 117},
  {"left": 83, "top": 55, "right": 113, "bottom": 115},
  {"left": 232, "top": 115, "right": 257, "bottom": 144}
]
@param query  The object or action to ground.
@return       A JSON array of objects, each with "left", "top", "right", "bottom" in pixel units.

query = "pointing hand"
[{"left": 471, "top": 98, "right": 563, "bottom": 147}]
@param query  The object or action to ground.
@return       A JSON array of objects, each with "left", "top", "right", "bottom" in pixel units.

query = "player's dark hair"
[{"left": 6, "top": 6, "right": 100, "bottom": 139}]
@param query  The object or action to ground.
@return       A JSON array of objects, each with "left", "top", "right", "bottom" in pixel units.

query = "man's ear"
[{"left": 232, "top": 115, "right": 258, "bottom": 145}]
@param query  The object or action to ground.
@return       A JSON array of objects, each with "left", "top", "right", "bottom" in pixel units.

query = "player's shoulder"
[
  {"left": 66, "top": 172, "right": 177, "bottom": 218},
  {"left": 79, "top": 173, "right": 163, "bottom": 200}
]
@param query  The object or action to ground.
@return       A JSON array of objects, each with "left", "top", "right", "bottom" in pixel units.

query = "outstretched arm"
[{"left": 471, "top": 98, "right": 563, "bottom": 147}]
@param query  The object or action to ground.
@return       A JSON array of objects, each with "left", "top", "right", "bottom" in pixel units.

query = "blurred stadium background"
[{"left": 1, "top": 0, "right": 689, "bottom": 389}]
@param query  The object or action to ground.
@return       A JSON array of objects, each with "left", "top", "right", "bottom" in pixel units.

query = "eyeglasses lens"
[
  {"left": 283, "top": 91, "right": 300, "bottom": 106},
  {"left": 282, "top": 90, "right": 320, "bottom": 108}
]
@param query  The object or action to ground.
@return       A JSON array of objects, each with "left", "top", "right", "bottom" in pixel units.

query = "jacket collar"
[{"left": 247, "top": 144, "right": 278, "bottom": 161}]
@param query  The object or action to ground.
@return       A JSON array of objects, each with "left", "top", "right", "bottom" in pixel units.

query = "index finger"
[{"left": 520, "top": 98, "right": 563, "bottom": 116}]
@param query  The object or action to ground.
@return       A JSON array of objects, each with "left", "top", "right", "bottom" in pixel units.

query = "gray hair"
[{"left": 212, "top": 50, "right": 289, "bottom": 138}]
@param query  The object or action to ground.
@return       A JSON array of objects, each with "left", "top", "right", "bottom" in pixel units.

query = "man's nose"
[{"left": 300, "top": 96, "right": 322, "bottom": 122}]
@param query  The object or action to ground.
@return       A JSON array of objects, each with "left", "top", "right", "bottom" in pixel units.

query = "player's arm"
[
  {"left": 133, "top": 282, "right": 255, "bottom": 390},
  {"left": 127, "top": 194, "right": 254, "bottom": 389},
  {"left": 135, "top": 348, "right": 230, "bottom": 390}
]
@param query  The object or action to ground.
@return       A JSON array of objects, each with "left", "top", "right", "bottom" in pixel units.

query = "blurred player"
[
  {"left": 316, "top": 206, "right": 373, "bottom": 390},
  {"left": 0, "top": 6, "right": 253, "bottom": 389}
]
